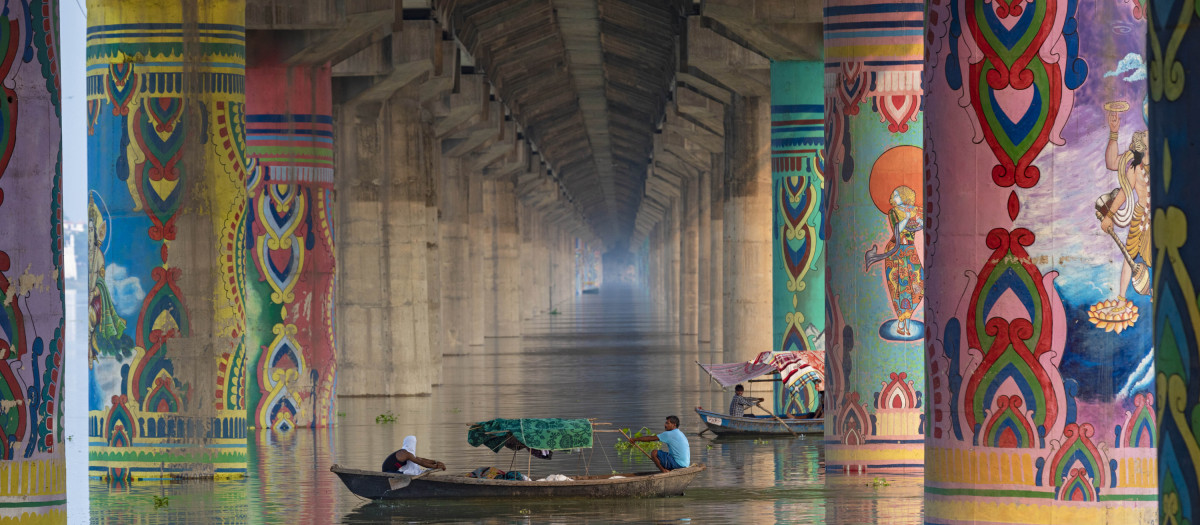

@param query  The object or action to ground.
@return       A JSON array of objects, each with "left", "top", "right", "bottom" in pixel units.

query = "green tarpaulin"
[{"left": 467, "top": 418, "right": 593, "bottom": 452}]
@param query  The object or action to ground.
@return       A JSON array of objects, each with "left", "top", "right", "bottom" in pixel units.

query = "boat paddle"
[
  {"left": 756, "top": 401, "right": 799, "bottom": 438},
  {"left": 617, "top": 428, "right": 660, "bottom": 465}
]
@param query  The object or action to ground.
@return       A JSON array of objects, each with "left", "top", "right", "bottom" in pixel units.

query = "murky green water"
[{"left": 81, "top": 286, "right": 924, "bottom": 524}]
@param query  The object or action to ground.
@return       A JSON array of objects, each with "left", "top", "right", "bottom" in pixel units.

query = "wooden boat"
[
  {"left": 695, "top": 407, "right": 823, "bottom": 436},
  {"left": 330, "top": 464, "right": 706, "bottom": 500}
]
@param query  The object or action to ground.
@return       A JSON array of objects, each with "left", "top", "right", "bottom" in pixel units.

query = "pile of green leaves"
[{"left": 613, "top": 427, "right": 663, "bottom": 454}]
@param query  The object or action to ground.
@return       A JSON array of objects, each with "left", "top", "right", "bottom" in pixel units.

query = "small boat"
[
  {"left": 333, "top": 417, "right": 706, "bottom": 500},
  {"left": 330, "top": 464, "right": 707, "bottom": 500},
  {"left": 695, "top": 407, "right": 823, "bottom": 436}
]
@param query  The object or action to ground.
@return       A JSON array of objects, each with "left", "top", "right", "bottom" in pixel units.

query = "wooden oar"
[
  {"left": 756, "top": 401, "right": 799, "bottom": 438},
  {"left": 617, "top": 428, "right": 659, "bottom": 464}
]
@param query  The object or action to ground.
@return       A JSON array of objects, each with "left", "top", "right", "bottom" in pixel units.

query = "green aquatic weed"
[
  {"left": 152, "top": 495, "right": 169, "bottom": 509},
  {"left": 375, "top": 412, "right": 397, "bottom": 424}
]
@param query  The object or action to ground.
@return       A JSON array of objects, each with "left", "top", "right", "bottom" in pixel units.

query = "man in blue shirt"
[{"left": 630, "top": 415, "right": 690, "bottom": 472}]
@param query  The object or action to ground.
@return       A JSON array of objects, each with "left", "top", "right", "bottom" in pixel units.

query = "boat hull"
[
  {"left": 331, "top": 464, "right": 706, "bottom": 500},
  {"left": 695, "top": 408, "right": 823, "bottom": 436}
]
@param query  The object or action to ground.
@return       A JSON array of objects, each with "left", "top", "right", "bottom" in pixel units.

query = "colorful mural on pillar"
[
  {"left": 87, "top": 0, "right": 249, "bottom": 480},
  {"left": 924, "top": 0, "right": 1155, "bottom": 519},
  {"left": 770, "top": 61, "right": 825, "bottom": 416},
  {"left": 822, "top": 0, "right": 925, "bottom": 472},
  {"left": 244, "top": 60, "right": 337, "bottom": 431},
  {"left": 0, "top": 0, "right": 66, "bottom": 520},
  {"left": 1150, "top": 2, "right": 1200, "bottom": 524}
]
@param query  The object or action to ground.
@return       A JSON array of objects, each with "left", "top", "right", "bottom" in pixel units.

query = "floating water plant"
[
  {"left": 614, "top": 427, "right": 663, "bottom": 454},
  {"left": 376, "top": 411, "right": 397, "bottom": 424},
  {"left": 152, "top": 495, "right": 169, "bottom": 509}
]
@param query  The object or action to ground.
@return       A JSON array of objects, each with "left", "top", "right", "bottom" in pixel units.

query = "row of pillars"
[
  {"left": 631, "top": 1, "right": 1179, "bottom": 524},
  {"left": 77, "top": 0, "right": 602, "bottom": 488}
]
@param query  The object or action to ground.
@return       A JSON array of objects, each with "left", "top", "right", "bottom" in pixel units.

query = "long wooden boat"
[
  {"left": 330, "top": 464, "right": 706, "bottom": 500},
  {"left": 695, "top": 407, "right": 823, "bottom": 436}
]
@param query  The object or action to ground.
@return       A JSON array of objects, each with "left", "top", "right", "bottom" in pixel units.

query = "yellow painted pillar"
[{"left": 87, "top": 0, "right": 248, "bottom": 480}]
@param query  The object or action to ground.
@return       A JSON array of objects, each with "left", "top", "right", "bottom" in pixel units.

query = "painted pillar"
[
  {"left": 710, "top": 153, "right": 725, "bottom": 352},
  {"left": 87, "top": 0, "right": 248, "bottom": 479},
  {"left": 1152, "top": 2, "right": 1200, "bottom": 522},
  {"left": 770, "top": 61, "right": 825, "bottom": 417},
  {"left": 924, "top": 0, "right": 1154, "bottom": 520},
  {"left": 821, "top": 4, "right": 926, "bottom": 472},
  {"left": 244, "top": 52, "right": 336, "bottom": 430},
  {"left": 724, "top": 95, "right": 773, "bottom": 362},
  {"left": 681, "top": 177, "right": 700, "bottom": 335},
  {"left": 440, "top": 157, "right": 469, "bottom": 349},
  {"left": 698, "top": 170, "right": 712, "bottom": 342},
  {"left": 0, "top": 0, "right": 65, "bottom": 517}
]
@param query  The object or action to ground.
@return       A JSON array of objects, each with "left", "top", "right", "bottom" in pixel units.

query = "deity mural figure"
[
  {"left": 1088, "top": 102, "right": 1149, "bottom": 333},
  {"left": 87, "top": 194, "right": 130, "bottom": 364},
  {"left": 865, "top": 185, "right": 924, "bottom": 337}
]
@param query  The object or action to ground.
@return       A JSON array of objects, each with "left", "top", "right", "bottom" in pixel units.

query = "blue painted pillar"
[
  {"left": 823, "top": 0, "right": 925, "bottom": 473},
  {"left": 770, "top": 61, "right": 825, "bottom": 416}
]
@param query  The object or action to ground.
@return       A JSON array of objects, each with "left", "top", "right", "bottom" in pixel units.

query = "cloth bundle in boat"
[
  {"left": 468, "top": 418, "right": 593, "bottom": 452},
  {"left": 699, "top": 351, "right": 825, "bottom": 391}
]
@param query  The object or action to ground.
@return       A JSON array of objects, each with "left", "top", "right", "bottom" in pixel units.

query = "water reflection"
[{"left": 87, "top": 285, "right": 924, "bottom": 523}]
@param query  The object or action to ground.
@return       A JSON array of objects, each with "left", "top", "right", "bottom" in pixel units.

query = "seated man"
[
  {"left": 630, "top": 415, "right": 690, "bottom": 472},
  {"left": 381, "top": 436, "right": 447, "bottom": 474},
  {"left": 729, "top": 384, "right": 764, "bottom": 417}
]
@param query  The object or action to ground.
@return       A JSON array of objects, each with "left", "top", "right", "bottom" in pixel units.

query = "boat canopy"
[
  {"left": 468, "top": 418, "right": 593, "bottom": 453},
  {"left": 699, "top": 351, "right": 825, "bottom": 391}
]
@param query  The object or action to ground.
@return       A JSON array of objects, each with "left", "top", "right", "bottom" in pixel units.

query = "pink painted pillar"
[{"left": 244, "top": 44, "right": 337, "bottom": 430}]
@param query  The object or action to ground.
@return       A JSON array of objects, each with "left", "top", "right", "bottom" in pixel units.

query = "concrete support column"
[
  {"left": 769, "top": 61, "right": 824, "bottom": 417},
  {"left": 519, "top": 204, "right": 537, "bottom": 322},
  {"left": 490, "top": 175, "right": 520, "bottom": 337},
  {"left": 383, "top": 94, "right": 433, "bottom": 395},
  {"left": 88, "top": 0, "right": 248, "bottom": 479},
  {"left": 482, "top": 178, "right": 499, "bottom": 337},
  {"left": 244, "top": 45, "right": 337, "bottom": 430},
  {"left": 698, "top": 170, "right": 712, "bottom": 342},
  {"left": 668, "top": 198, "right": 681, "bottom": 329},
  {"left": 681, "top": 178, "right": 700, "bottom": 335},
  {"left": 710, "top": 153, "right": 725, "bottom": 352},
  {"left": 467, "top": 171, "right": 485, "bottom": 346},
  {"left": 425, "top": 149, "right": 441, "bottom": 384},
  {"left": 537, "top": 211, "right": 551, "bottom": 314},
  {"left": 439, "top": 157, "right": 470, "bottom": 351},
  {"left": 723, "top": 95, "right": 772, "bottom": 362},
  {"left": 1, "top": 0, "right": 64, "bottom": 510},
  {"left": 923, "top": 0, "right": 1153, "bottom": 521}
]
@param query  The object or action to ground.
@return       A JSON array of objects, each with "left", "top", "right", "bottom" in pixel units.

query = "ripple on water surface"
[{"left": 88, "top": 285, "right": 924, "bottom": 524}]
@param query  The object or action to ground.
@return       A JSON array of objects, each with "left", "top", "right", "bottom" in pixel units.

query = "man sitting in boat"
[
  {"left": 629, "top": 415, "right": 690, "bottom": 473},
  {"left": 729, "top": 384, "right": 764, "bottom": 417},
  {"left": 382, "top": 436, "right": 447, "bottom": 474}
]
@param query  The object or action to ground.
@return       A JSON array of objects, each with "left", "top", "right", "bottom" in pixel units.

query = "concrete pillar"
[
  {"left": 337, "top": 103, "right": 391, "bottom": 396},
  {"left": 698, "top": 170, "right": 712, "bottom": 342},
  {"left": 1153, "top": 6, "right": 1200, "bottom": 521},
  {"left": 668, "top": 197, "right": 681, "bottom": 329},
  {"left": 681, "top": 177, "right": 700, "bottom": 335},
  {"left": 490, "top": 175, "right": 520, "bottom": 337},
  {"left": 710, "top": 153, "right": 725, "bottom": 352},
  {"left": 536, "top": 211, "right": 551, "bottom": 314},
  {"left": 924, "top": 0, "right": 1153, "bottom": 521},
  {"left": 244, "top": 46, "right": 337, "bottom": 430},
  {"left": 723, "top": 95, "right": 772, "bottom": 362},
  {"left": 482, "top": 178, "right": 499, "bottom": 337},
  {"left": 383, "top": 94, "right": 433, "bottom": 395},
  {"left": 439, "top": 157, "right": 469, "bottom": 351},
  {"left": 519, "top": 204, "right": 536, "bottom": 322},
  {"left": 468, "top": 171, "right": 485, "bottom": 345},
  {"left": 425, "top": 150, "right": 441, "bottom": 385},
  {"left": 88, "top": 0, "right": 248, "bottom": 480},
  {"left": 770, "top": 61, "right": 825, "bottom": 417},
  {"left": 1, "top": 0, "right": 64, "bottom": 511}
]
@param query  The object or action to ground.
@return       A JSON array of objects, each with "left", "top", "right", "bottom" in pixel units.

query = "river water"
[{"left": 80, "top": 285, "right": 924, "bottom": 524}]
